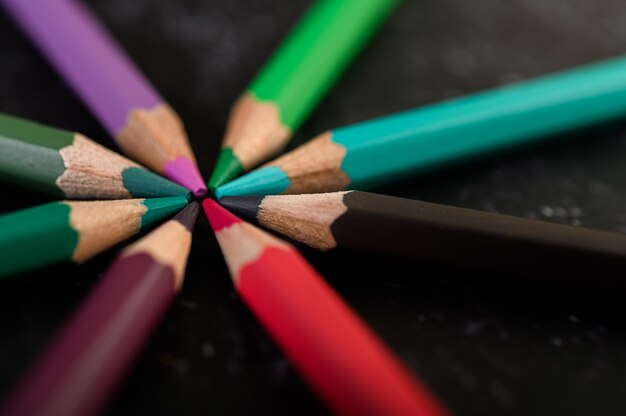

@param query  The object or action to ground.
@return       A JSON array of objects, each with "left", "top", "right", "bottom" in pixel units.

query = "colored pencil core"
[
  {"left": 163, "top": 157, "right": 207, "bottom": 197},
  {"left": 208, "top": 148, "right": 243, "bottom": 194},
  {"left": 202, "top": 199, "right": 241, "bottom": 231},
  {"left": 215, "top": 166, "right": 290, "bottom": 198}
]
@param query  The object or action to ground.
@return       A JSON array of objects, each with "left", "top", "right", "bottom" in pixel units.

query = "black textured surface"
[{"left": 2, "top": 1, "right": 626, "bottom": 415}]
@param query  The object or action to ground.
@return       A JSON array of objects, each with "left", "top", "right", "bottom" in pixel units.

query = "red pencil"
[
  {"left": 2, "top": 203, "right": 199, "bottom": 416},
  {"left": 203, "top": 199, "right": 449, "bottom": 416}
]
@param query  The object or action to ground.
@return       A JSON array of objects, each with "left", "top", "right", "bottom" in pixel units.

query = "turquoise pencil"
[{"left": 217, "top": 54, "right": 626, "bottom": 197}]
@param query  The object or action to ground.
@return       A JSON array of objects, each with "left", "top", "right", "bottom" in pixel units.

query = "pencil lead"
[
  {"left": 202, "top": 199, "right": 242, "bottom": 231},
  {"left": 121, "top": 167, "right": 191, "bottom": 199},
  {"left": 208, "top": 148, "right": 243, "bottom": 195},
  {"left": 219, "top": 196, "right": 263, "bottom": 220},
  {"left": 141, "top": 196, "right": 189, "bottom": 229},
  {"left": 163, "top": 157, "right": 207, "bottom": 197},
  {"left": 215, "top": 166, "right": 289, "bottom": 198},
  {"left": 171, "top": 201, "right": 200, "bottom": 231}
]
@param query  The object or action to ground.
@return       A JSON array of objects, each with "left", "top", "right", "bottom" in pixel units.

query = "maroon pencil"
[{"left": 1, "top": 203, "right": 199, "bottom": 416}]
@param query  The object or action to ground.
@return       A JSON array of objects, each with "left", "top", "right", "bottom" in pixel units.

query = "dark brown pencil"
[{"left": 220, "top": 191, "right": 626, "bottom": 276}]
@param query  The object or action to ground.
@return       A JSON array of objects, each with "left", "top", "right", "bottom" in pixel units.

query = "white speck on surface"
[
  {"left": 551, "top": 337, "right": 564, "bottom": 347},
  {"left": 202, "top": 343, "right": 215, "bottom": 358},
  {"left": 540, "top": 205, "right": 554, "bottom": 217}
]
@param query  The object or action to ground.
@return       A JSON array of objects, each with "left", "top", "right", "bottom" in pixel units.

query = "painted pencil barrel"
[
  {"left": 0, "top": 0, "right": 159, "bottom": 136},
  {"left": 0, "top": 197, "right": 188, "bottom": 278},
  {"left": 335, "top": 54, "right": 626, "bottom": 190},
  {"left": 217, "top": 54, "right": 626, "bottom": 197},
  {"left": 237, "top": 249, "right": 448, "bottom": 416},
  {"left": 1, "top": 204, "right": 198, "bottom": 416},
  {"left": 0, "top": 112, "right": 190, "bottom": 199}
]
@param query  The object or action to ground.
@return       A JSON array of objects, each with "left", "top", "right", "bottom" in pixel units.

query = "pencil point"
[
  {"left": 163, "top": 157, "right": 208, "bottom": 197},
  {"left": 208, "top": 148, "right": 243, "bottom": 195},
  {"left": 141, "top": 196, "right": 189, "bottom": 229},
  {"left": 202, "top": 199, "right": 242, "bottom": 231},
  {"left": 122, "top": 167, "right": 191, "bottom": 199},
  {"left": 215, "top": 166, "right": 290, "bottom": 198},
  {"left": 171, "top": 201, "right": 200, "bottom": 231},
  {"left": 219, "top": 196, "right": 263, "bottom": 220}
]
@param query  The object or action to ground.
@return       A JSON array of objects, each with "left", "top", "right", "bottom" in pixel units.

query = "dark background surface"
[{"left": 2, "top": 0, "right": 626, "bottom": 414}]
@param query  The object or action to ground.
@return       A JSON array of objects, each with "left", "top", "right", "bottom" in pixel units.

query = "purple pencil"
[
  {"left": 1, "top": 0, "right": 207, "bottom": 196},
  {"left": 1, "top": 203, "right": 199, "bottom": 416}
]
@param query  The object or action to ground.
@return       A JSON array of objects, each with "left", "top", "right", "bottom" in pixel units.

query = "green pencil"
[
  {"left": 217, "top": 54, "right": 626, "bottom": 197},
  {"left": 0, "top": 113, "right": 190, "bottom": 199},
  {"left": 0, "top": 197, "right": 188, "bottom": 279},
  {"left": 208, "top": 0, "right": 399, "bottom": 192}
]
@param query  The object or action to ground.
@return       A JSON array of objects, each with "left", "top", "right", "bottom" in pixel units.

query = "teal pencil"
[{"left": 216, "top": 54, "right": 626, "bottom": 197}]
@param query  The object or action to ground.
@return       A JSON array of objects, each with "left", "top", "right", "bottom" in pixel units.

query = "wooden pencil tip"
[
  {"left": 172, "top": 202, "right": 200, "bottom": 231},
  {"left": 219, "top": 196, "right": 263, "bottom": 220},
  {"left": 202, "top": 199, "right": 242, "bottom": 232}
]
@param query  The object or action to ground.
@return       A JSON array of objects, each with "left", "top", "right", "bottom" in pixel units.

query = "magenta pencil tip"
[{"left": 163, "top": 157, "right": 208, "bottom": 197}]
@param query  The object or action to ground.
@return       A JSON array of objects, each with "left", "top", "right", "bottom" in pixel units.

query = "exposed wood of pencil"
[
  {"left": 116, "top": 103, "right": 196, "bottom": 173},
  {"left": 203, "top": 199, "right": 449, "bottom": 416},
  {"left": 223, "top": 94, "right": 291, "bottom": 170},
  {"left": 221, "top": 191, "right": 626, "bottom": 275},
  {"left": 1, "top": 203, "right": 199, "bottom": 416}
]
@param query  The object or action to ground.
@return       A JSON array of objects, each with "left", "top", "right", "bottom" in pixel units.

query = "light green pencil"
[
  {"left": 208, "top": 0, "right": 399, "bottom": 192},
  {"left": 217, "top": 54, "right": 626, "bottom": 198}
]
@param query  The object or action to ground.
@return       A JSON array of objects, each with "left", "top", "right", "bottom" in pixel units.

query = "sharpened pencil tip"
[
  {"left": 163, "top": 157, "right": 207, "bottom": 197},
  {"left": 141, "top": 196, "right": 189, "bottom": 229},
  {"left": 171, "top": 201, "right": 200, "bottom": 232},
  {"left": 122, "top": 167, "right": 191, "bottom": 199},
  {"left": 219, "top": 196, "right": 263, "bottom": 220},
  {"left": 215, "top": 166, "right": 291, "bottom": 198},
  {"left": 202, "top": 199, "right": 242, "bottom": 231},
  {"left": 208, "top": 148, "right": 243, "bottom": 195}
]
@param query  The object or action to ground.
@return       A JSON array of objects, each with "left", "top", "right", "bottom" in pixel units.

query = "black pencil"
[{"left": 220, "top": 191, "right": 626, "bottom": 275}]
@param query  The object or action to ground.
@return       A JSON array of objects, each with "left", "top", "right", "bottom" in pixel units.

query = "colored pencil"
[
  {"left": 1, "top": 203, "right": 198, "bottom": 416},
  {"left": 208, "top": 0, "right": 399, "bottom": 192},
  {"left": 1, "top": 0, "right": 207, "bottom": 196},
  {"left": 216, "top": 54, "right": 626, "bottom": 198},
  {"left": 0, "top": 196, "right": 188, "bottom": 279},
  {"left": 0, "top": 112, "right": 189, "bottom": 199},
  {"left": 220, "top": 191, "right": 626, "bottom": 273},
  {"left": 202, "top": 199, "right": 449, "bottom": 416}
]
